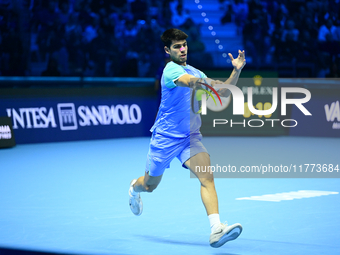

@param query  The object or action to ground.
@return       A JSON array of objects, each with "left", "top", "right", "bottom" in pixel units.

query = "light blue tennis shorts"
[{"left": 145, "top": 131, "right": 208, "bottom": 177}]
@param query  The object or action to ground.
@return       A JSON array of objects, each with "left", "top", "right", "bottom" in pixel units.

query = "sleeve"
[
  {"left": 199, "top": 71, "right": 207, "bottom": 79},
  {"left": 163, "top": 63, "right": 187, "bottom": 89}
]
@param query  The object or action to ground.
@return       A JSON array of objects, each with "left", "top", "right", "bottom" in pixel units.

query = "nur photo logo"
[{"left": 191, "top": 78, "right": 312, "bottom": 128}]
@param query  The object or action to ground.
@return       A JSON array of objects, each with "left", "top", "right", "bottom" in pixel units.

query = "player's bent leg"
[
  {"left": 129, "top": 172, "right": 162, "bottom": 216},
  {"left": 129, "top": 130, "right": 180, "bottom": 216}
]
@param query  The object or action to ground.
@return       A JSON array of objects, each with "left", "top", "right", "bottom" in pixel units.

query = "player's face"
[{"left": 166, "top": 40, "right": 188, "bottom": 66}]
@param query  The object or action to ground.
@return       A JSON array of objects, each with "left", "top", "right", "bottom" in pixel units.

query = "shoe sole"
[{"left": 210, "top": 224, "right": 242, "bottom": 248}]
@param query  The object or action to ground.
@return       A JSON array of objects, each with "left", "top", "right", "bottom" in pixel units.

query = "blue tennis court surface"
[{"left": 0, "top": 136, "right": 339, "bottom": 255}]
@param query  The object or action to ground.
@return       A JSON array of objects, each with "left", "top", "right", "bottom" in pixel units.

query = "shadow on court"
[{"left": 136, "top": 234, "right": 241, "bottom": 255}]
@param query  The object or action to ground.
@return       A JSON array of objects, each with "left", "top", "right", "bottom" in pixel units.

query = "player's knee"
[{"left": 199, "top": 176, "right": 215, "bottom": 188}]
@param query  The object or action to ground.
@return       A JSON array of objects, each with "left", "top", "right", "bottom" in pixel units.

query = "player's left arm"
[
  {"left": 226, "top": 50, "right": 246, "bottom": 85},
  {"left": 218, "top": 50, "right": 246, "bottom": 96}
]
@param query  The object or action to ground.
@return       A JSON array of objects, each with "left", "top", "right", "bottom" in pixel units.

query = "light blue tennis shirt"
[{"left": 150, "top": 61, "right": 207, "bottom": 138}]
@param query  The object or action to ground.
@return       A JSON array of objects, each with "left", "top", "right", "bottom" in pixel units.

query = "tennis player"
[{"left": 129, "top": 28, "right": 246, "bottom": 248}]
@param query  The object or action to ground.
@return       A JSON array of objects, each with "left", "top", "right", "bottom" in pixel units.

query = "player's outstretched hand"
[{"left": 228, "top": 50, "right": 246, "bottom": 71}]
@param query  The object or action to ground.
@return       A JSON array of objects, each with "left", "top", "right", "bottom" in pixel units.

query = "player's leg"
[
  {"left": 183, "top": 149, "right": 242, "bottom": 248},
  {"left": 184, "top": 152, "right": 218, "bottom": 215},
  {"left": 129, "top": 132, "right": 182, "bottom": 216},
  {"left": 129, "top": 172, "right": 162, "bottom": 216}
]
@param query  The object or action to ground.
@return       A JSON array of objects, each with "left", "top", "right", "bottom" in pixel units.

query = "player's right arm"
[
  {"left": 175, "top": 74, "right": 223, "bottom": 89},
  {"left": 175, "top": 74, "right": 198, "bottom": 88},
  {"left": 163, "top": 62, "right": 222, "bottom": 90}
]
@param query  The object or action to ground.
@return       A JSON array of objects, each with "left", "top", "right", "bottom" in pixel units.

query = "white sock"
[
  {"left": 208, "top": 214, "right": 221, "bottom": 233},
  {"left": 130, "top": 183, "right": 139, "bottom": 196}
]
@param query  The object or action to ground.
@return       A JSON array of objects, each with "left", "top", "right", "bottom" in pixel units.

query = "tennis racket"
[{"left": 191, "top": 83, "right": 231, "bottom": 114}]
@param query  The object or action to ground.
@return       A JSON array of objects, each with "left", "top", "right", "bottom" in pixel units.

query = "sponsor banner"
[
  {"left": 0, "top": 96, "right": 158, "bottom": 144},
  {"left": 289, "top": 93, "right": 340, "bottom": 137},
  {"left": 0, "top": 117, "right": 16, "bottom": 148}
]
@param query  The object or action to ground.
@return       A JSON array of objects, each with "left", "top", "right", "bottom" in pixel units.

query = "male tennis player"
[{"left": 129, "top": 28, "right": 246, "bottom": 248}]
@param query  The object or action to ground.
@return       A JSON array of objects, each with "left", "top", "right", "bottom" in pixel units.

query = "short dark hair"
[{"left": 161, "top": 28, "right": 188, "bottom": 48}]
